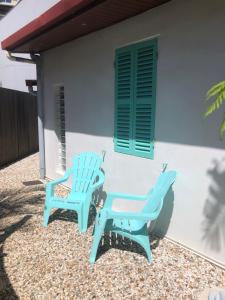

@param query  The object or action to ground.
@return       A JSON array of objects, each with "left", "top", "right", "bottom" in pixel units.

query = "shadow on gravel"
[
  {"left": 95, "top": 232, "right": 161, "bottom": 262},
  {"left": 48, "top": 205, "right": 97, "bottom": 228},
  {"left": 49, "top": 209, "right": 78, "bottom": 224},
  {"left": 0, "top": 184, "right": 45, "bottom": 299},
  {"left": 0, "top": 185, "right": 45, "bottom": 219},
  {"left": 0, "top": 216, "right": 31, "bottom": 299},
  {"left": 47, "top": 188, "right": 106, "bottom": 229}
]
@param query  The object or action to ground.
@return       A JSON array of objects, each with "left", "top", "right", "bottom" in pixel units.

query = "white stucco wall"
[
  {"left": 0, "top": 0, "right": 60, "bottom": 91},
  {"left": 42, "top": 0, "right": 225, "bottom": 266}
]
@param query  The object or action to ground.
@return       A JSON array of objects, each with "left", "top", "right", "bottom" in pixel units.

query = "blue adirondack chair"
[
  {"left": 43, "top": 152, "right": 105, "bottom": 232},
  {"left": 89, "top": 170, "right": 176, "bottom": 264}
]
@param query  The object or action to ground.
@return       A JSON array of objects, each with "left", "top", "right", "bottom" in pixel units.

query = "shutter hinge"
[
  {"left": 113, "top": 60, "right": 116, "bottom": 68},
  {"left": 156, "top": 51, "right": 159, "bottom": 60}
]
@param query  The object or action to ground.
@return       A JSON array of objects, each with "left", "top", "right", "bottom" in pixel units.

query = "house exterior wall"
[
  {"left": 42, "top": 0, "right": 225, "bottom": 266},
  {"left": 0, "top": 0, "right": 60, "bottom": 91}
]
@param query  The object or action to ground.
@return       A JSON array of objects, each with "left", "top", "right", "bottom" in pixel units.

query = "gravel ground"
[{"left": 0, "top": 153, "right": 224, "bottom": 300}]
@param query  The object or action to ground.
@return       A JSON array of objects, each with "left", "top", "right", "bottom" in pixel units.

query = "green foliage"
[
  {"left": 205, "top": 81, "right": 225, "bottom": 139},
  {"left": 219, "top": 114, "right": 225, "bottom": 139}
]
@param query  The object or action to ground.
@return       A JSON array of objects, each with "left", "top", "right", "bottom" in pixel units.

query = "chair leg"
[
  {"left": 137, "top": 235, "right": 152, "bottom": 263},
  {"left": 89, "top": 218, "right": 106, "bottom": 264},
  {"left": 128, "top": 226, "right": 152, "bottom": 263},
  {"left": 142, "top": 238, "right": 153, "bottom": 263},
  {"left": 43, "top": 205, "right": 51, "bottom": 227},
  {"left": 78, "top": 207, "right": 84, "bottom": 233},
  {"left": 81, "top": 203, "right": 91, "bottom": 233},
  {"left": 82, "top": 219, "right": 88, "bottom": 233}
]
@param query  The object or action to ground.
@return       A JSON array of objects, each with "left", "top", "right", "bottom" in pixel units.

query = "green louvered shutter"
[
  {"left": 114, "top": 39, "right": 157, "bottom": 159},
  {"left": 114, "top": 46, "right": 133, "bottom": 154},
  {"left": 133, "top": 39, "right": 157, "bottom": 159}
]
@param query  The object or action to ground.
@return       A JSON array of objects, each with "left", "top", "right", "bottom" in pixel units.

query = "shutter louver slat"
[
  {"left": 55, "top": 85, "right": 66, "bottom": 171},
  {"left": 134, "top": 41, "right": 157, "bottom": 158},
  {"left": 114, "top": 39, "right": 157, "bottom": 159},
  {"left": 115, "top": 50, "right": 132, "bottom": 153}
]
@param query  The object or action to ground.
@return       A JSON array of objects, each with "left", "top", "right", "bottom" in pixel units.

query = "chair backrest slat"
[
  {"left": 143, "top": 171, "right": 176, "bottom": 217},
  {"left": 71, "top": 152, "right": 103, "bottom": 193}
]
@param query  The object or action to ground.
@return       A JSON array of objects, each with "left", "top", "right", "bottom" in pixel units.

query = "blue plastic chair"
[
  {"left": 89, "top": 170, "right": 176, "bottom": 264},
  {"left": 43, "top": 152, "right": 105, "bottom": 232}
]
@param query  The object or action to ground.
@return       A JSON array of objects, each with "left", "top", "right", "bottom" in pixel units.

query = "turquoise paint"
[
  {"left": 89, "top": 170, "right": 176, "bottom": 264},
  {"left": 114, "top": 38, "right": 157, "bottom": 159},
  {"left": 43, "top": 152, "right": 105, "bottom": 233}
]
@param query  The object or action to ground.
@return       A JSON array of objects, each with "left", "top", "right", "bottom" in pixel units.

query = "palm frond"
[
  {"left": 219, "top": 113, "right": 225, "bottom": 140},
  {"left": 206, "top": 81, "right": 225, "bottom": 100},
  {"left": 204, "top": 81, "right": 225, "bottom": 140},
  {"left": 205, "top": 90, "right": 225, "bottom": 117},
  {"left": 205, "top": 81, "right": 225, "bottom": 118}
]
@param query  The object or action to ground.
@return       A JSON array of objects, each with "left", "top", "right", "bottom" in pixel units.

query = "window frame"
[
  {"left": 54, "top": 84, "right": 66, "bottom": 174},
  {"left": 114, "top": 38, "right": 158, "bottom": 159}
]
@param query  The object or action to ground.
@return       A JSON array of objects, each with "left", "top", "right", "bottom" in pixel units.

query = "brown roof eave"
[
  {"left": 1, "top": 0, "right": 171, "bottom": 53},
  {"left": 1, "top": 0, "right": 97, "bottom": 51}
]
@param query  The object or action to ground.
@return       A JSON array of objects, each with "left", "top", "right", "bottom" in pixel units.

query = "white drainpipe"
[{"left": 7, "top": 51, "right": 46, "bottom": 179}]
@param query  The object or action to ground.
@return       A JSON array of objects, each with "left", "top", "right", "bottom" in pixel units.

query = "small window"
[
  {"left": 114, "top": 38, "right": 157, "bottom": 159},
  {"left": 0, "top": 0, "right": 13, "bottom": 3},
  {"left": 55, "top": 85, "right": 66, "bottom": 172}
]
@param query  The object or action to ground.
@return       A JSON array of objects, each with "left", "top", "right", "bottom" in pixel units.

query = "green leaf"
[
  {"left": 206, "top": 81, "right": 225, "bottom": 101},
  {"left": 219, "top": 114, "right": 225, "bottom": 140},
  {"left": 205, "top": 83, "right": 225, "bottom": 117},
  {"left": 205, "top": 81, "right": 225, "bottom": 140},
  {"left": 205, "top": 101, "right": 217, "bottom": 117}
]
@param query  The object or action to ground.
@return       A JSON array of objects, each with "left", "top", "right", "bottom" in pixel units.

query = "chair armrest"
[
  {"left": 108, "top": 192, "right": 147, "bottom": 200},
  {"left": 46, "top": 168, "right": 72, "bottom": 197},
  {"left": 103, "top": 192, "right": 147, "bottom": 209},
  {"left": 105, "top": 210, "right": 151, "bottom": 222}
]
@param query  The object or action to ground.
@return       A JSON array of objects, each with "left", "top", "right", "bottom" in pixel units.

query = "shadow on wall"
[
  {"left": 45, "top": 94, "right": 225, "bottom": 150},
  {"left": 0, "top": 184, "right": 45, "bottom": 299},
  {"left": 149, "top": 187, "right": 174, "bottom": 238},
  {"left": 202, "top": 158, "right": 225, "bottom": 252},
  {"left": 44, "top": 41, "right": 225, "bottom": 151}
]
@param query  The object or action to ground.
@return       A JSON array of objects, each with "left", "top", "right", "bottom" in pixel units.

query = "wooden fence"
[{"left": 0, "top": 88, "right": 39, "bottom": 167}]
